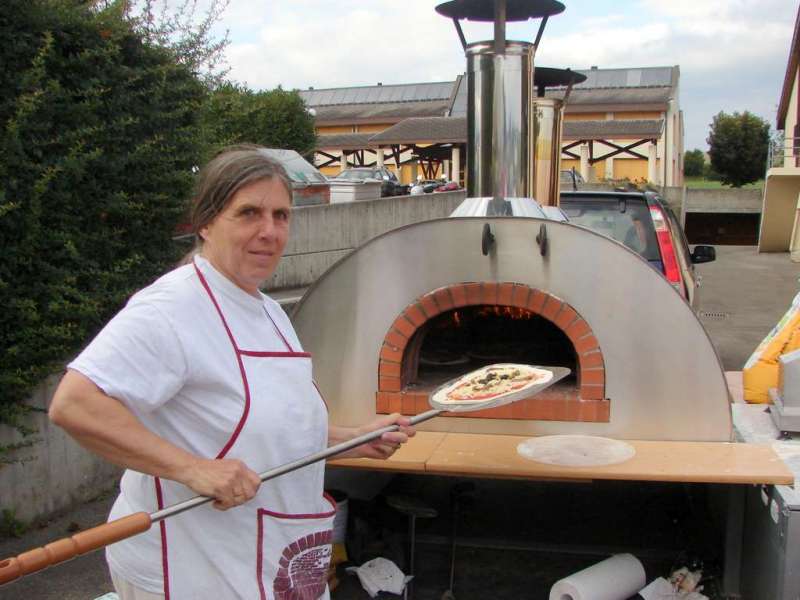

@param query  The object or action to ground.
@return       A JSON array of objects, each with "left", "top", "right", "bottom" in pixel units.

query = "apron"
[{"left": 153, "top": 262, "right": 334, "bottom": 599}]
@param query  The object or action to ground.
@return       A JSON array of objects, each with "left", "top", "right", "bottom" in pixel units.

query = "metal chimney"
[
  {"left": 530, "top": 67, "right": 586, "bottom": 205},
  {"left": 436, "top": 0, "right": 565, "bottom": 213}
]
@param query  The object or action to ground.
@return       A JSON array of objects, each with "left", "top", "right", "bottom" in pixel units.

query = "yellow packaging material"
[
  {"left": 331, "top": 541, "right": 348, "bottom": 565},
  {"left": 743, "top": 291, "right": 800, "bottom": 403}
]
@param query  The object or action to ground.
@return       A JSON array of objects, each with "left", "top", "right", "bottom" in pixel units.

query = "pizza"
[{"left": 434, "top": 363, "right": 553, "bottom": 404}]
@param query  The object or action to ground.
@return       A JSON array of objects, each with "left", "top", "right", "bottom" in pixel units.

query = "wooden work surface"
[
  {"left": 328, "top": 431, "right": 793, "bottom": 485},
  {"left": 327, "top": 431, "right": 446, "bottom": 472}
]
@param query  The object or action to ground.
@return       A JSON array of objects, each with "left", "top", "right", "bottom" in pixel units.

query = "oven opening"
[{"left": 405, "top": 305, "right": 578, "bottom": 400}]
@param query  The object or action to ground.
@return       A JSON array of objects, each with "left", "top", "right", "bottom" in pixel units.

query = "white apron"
[{"left": 152, "top": 263, "right": 334, "bottom": 599}]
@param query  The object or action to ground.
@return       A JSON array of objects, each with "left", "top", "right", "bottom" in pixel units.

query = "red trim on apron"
[
  {"left": 154, "top": 477, "right": 171, "bottom": 600},
  {"left": 258, "top": 498, "right": 337, "bottom": 520},
  {"left": 262, "top": 306, "right": 295, "bottom": 352},
  {"left": 240, "top": 350, "right": 311, "bottom": 358},
  {"left": 313, "top": 382, "right": 329, "bottom": 411},
  {"left": 256, "top": 510, "right": 267, "bottom": 600},
  {"left": 192, "top": 261, "right": 252, "bottom": 460}
]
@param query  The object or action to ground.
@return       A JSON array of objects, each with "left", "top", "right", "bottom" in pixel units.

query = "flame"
[
  {"left": 475, "top": 306, "right": 533, "bottom": 320},
  {"left": 440, "top": 306, "right": 535, "bottom": 330}
]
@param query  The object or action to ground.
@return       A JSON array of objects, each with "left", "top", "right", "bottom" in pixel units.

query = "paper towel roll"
[{"left": 549, "top": 553, "right": 645, "bottom": 600}]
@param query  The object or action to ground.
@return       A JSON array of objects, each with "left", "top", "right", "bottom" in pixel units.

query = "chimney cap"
[{"left": 435, "top": 0, "right": 565, "bottom": 22}]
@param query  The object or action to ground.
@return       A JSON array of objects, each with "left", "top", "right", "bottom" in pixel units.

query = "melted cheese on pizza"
[{"left": 438, "top": 364, "right": 552, "bottom": 403}]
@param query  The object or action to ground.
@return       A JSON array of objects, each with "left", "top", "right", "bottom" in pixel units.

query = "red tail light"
[{"left": 649, "top": 205, "right": 684, "bottom": 295}]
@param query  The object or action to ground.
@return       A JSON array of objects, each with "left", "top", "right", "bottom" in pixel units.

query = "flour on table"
[{"left": 517, "top": 435, "right": 636, "bottom": 467}]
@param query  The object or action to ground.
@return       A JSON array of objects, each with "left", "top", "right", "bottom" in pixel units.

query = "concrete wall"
[
  {"left": 0, "top": 376, "right": 121, "bottom": 524},
  {"left": 659, "top": 186, "right": 684, "bottom": 215},
  {"left": 760, "top": 169, "right": 800, "bottom": 252},
  {"left": 684, "top": 188, "right": 762, "bottom": 214},
  {"left": 266, "top": 191, "right": 466, "bottom": 290}
]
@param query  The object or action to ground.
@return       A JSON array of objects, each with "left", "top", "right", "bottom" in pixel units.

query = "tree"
[
  {"left": 0, "top": 0, "right": 207, "bottom": 432},
  {"left": 200, "top": 83, "right": 317, "bottom": 161},
  {"left": 706, "top": 111, "right": 770, "bottom": 187},
  {"left": 683, "top": 149, "right": 705, "bottom": 177},
  {"left": 123, "top": 0, "right": 231, "bottom": 88}
]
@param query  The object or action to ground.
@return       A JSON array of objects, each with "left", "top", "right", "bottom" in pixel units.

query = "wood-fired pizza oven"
[{"left": 292, "top": 217, "right": 732, "bottom": 442}]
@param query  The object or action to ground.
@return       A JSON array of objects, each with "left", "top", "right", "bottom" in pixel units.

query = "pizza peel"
[{"left": 0, "top": 364, "right": 570, "bottom": 586}]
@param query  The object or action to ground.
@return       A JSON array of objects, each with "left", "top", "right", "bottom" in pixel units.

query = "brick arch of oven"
[{"left": 376, "top": 282, "right": 610, "bottom": 422}]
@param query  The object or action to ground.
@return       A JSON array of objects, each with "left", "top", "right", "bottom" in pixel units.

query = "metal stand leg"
[
  {"left": 386, "top": 494, "right": 437, "bottom": 600},
  {"left": 404, "top": 514, "right": 417, "bottom": 600},
  {"left": 722, "top": 484, "right": 745, "bottom": 597}
]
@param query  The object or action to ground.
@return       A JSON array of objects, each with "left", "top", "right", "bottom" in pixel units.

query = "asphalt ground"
[
  {"left": 1, "top": 246, "right": 798, "bottom": 600},
  {"left": 695, "top": 246, "right": 800, "bottom": 370}
]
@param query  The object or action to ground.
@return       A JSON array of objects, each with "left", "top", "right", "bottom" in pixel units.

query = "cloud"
[{"left": 226, "top": 1, "right": 464, "bottom": 90}]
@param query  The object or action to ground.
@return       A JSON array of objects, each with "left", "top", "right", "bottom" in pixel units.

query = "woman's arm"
[
  {"left": 50, "top": 369, "right": 261, "bottom": 510},
  {"left": 328, "top": 413, "right": 416, "bottom": 460}
]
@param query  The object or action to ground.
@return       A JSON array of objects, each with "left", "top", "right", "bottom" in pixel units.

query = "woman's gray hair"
[{"left": 190, "top": 144, "right": 293, "bottom": 237}]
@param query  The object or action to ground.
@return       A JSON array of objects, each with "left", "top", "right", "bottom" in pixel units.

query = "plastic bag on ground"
[{"left": 345, "top": 557, "right": 413, "bottom": 597}]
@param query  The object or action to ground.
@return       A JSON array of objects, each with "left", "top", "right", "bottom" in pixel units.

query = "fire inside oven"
[{"left": 408, "top": 305, "right": 577, "bottom": 401}]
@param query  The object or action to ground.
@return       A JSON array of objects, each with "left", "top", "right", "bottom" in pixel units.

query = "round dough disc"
[{"left": 517, "top": 435, "right": 636, "bottom": 467}]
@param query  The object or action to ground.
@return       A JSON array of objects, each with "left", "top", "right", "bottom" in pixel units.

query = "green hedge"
[{"left": 0, "top": 0, "right": 207, "bottom": 432}]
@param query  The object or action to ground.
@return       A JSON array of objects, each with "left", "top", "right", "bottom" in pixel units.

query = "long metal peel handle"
[
  {"left": 0, "top": 511, "right": 152, "bottom": 585},
  {"left": 0, "top": 409, "right": 444, "bottom": 586},
  {"left": 151, "top": 409, "right": 443, "bottom": 523}
]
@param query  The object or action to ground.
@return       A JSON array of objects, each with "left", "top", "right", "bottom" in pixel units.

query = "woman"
[{"left": 49, "top": 145, "right": 415, "bottom": 600}]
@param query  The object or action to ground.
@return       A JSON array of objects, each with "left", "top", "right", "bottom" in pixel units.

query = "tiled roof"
[
  {"left": 312, "top": 100, "right": 450, "bottom": 124},
  {"left": 369, "top": 117, "right": 467, "bottom": 144},
  {"left": 549, "top": 87, "right": 672, "bottom": 106},
  {"left": 300, "top": 82, "right": 454, "bottom": 107},
  {"left": 572, "top": 66, "right": 677, "bottom": 89},
  {"left": 316, "top": 133, "right": 373, "bottom": 150},
  {"left": 563, "top": 119, "right": 664, "bottom": 140}
]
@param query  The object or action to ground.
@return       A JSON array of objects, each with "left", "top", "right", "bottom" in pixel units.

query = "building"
[
  {"left": 547, "top": 65, "right": 683, "bottom": 186},
  {"left": 761, "top": 3, "right": 800, "bottom": 254},
  {"left": 299, "top": 65, "right": 683, "bottom": 188},
  {"left": 300, "top": 82, "right": 455, "bottom": 183}
]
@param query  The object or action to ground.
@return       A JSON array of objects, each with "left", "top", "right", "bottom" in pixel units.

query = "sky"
[{"left": 202, "top": 0, "right": 797, "bottom": 151}]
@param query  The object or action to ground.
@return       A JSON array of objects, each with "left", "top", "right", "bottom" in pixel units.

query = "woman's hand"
[
  {"left": 329, "top": 413, "right": 416, "bottom": 460},
  {"left": 180, "top": 458, "right": 262, "bottom": 511}
]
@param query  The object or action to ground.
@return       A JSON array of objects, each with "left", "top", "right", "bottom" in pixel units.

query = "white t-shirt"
[{"left": 69, "top": 256, "right": 302, "bottom": 593}]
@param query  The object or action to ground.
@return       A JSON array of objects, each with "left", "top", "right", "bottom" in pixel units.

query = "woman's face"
[{"left": 200, "top": 177, "right": 291, "bottom": 295}]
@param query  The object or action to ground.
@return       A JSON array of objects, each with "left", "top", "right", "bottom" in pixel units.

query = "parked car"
[
  {"left": 257, "top": 148, "right": 330, "bottom": 207},
  {"left": 333, "top": 167, "right": 406, "bottom": 197},
  {"left": 413, "top": 178, "right": 445, "bottom": 194},
  {"left": 559, "top": 190, "right": 716, "bottom": 307},
  {"left": 434, "top": 181, "right": 461, "bottom": 192}
]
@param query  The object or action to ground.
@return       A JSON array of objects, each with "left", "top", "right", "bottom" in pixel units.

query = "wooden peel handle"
[{"left": 0, "top": 511, "right": 151, "bottom": 586}]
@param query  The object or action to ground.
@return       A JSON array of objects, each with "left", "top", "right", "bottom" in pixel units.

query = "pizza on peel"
[{"left": 434, "top": 363, "right": 553, "bottom": 404}]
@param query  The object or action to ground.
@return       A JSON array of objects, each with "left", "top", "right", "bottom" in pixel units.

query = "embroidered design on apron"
[
  {"left": 258, "top": 499, "right": 336, "bottom": 600},
  {"left": 150, "top": 261, "right": 333, "bottom": 599}
]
